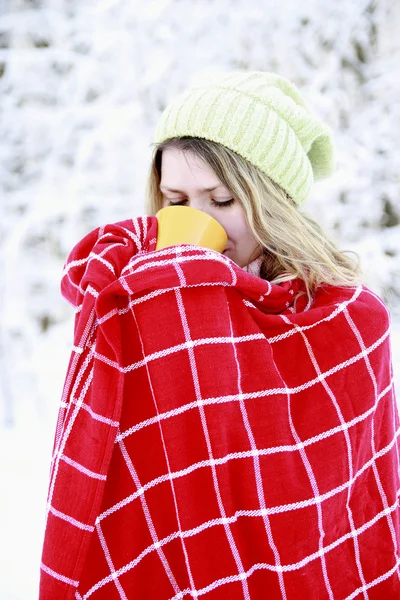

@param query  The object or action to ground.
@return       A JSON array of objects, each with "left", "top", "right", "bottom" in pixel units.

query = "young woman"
[
  {"left": 40, "top": 72, "right": 400, "bottom": 600},
  {"left": 147, "top": 137, "right": 360, "bottom": 298}
]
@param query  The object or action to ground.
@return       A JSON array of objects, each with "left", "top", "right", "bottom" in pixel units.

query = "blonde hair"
[{"left": 145, "top": 137, "right": 361, "bottom": 299}]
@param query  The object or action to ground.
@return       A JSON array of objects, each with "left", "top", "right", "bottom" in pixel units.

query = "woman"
[{"left": 40, "top": 72, "right": 400, "bottom": 599}]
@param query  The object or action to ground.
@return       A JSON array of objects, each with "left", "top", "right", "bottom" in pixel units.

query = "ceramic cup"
[{"left": 155, "top": 205, "right": 228, "bottom": 253}]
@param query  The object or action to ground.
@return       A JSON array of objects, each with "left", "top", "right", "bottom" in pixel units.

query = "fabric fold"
[{"left": 40, "top": 217, "right": 400, "bottom": 600}]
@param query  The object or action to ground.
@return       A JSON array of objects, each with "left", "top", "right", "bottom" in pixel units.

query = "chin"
[{"left": 227, "top": 254, "right": 242, "bottom": 266}]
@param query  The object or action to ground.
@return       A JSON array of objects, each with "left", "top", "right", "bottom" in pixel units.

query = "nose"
[
  {"left": 189, "top": 199, "right": 214, "bottom": 219},
  {"left": 188, "top": 199, "right": 228, "bottom": 247}
]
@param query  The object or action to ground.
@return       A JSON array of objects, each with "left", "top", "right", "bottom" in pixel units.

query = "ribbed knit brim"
[{"left": 154, "top": 72, "right": 334, "bottom": 205}]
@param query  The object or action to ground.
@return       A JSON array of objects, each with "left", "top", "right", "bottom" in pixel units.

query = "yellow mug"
[{"left": 155, "top": 206, "right": 228, "bottom": 253}]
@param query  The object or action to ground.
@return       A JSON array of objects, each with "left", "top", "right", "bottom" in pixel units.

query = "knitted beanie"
[{"left": 154, "top": 72, "right": 334, "bottom": 205}]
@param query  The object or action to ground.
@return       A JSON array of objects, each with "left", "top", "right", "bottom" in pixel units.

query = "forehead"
[{"left": 160, "top": 147, "right": 222, "bottom": 189}]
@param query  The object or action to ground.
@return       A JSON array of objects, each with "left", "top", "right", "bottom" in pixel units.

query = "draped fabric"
[{"left": 40, "top": 217, "right": 400, "bottom": 599}]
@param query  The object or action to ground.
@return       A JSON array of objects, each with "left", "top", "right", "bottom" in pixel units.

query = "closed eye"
[
  {"left": 212, "top": 198, "right": 234, "bottom": 208},
  {"left": 168, "top": 199, "right": 234, "bottom": 208}
]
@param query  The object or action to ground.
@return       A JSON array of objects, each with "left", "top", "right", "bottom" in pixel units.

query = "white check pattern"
[{"left": 39, "top": 218, "right": 400, "bottom": 600}]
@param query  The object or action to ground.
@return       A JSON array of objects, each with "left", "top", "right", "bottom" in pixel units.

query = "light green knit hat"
[{"left": 154, "top": 72, "right": 334, "bottom": 205}]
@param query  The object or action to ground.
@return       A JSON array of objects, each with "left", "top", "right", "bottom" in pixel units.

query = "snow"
[
  {"left": 0, "top": 419, "right": 55, "bottom": 600},
  {"left": 1, "top": 0, "right": 399, "bottom": 597}
]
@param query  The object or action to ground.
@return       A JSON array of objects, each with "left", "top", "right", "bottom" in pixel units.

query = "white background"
[{"left": 0, "top": 0, "right": 399, "bottom": 598}]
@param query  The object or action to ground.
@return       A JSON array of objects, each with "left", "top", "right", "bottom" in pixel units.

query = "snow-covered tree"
[{"left": 0, "top": 0, "right": 399, "bottom": 426}]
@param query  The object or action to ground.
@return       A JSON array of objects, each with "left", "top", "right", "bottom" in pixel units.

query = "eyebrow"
[{"left": 160, "top": 185, "right": 224, "bottom": 193}]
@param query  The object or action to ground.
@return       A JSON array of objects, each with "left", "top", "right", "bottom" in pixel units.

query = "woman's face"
[{"left": 160, "top": 147, "right": 261, "bottom": 267}]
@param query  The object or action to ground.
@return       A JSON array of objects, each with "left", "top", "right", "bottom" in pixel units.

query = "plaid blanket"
[{"left": 40, "top": 217, "right": 400, "bottom": 599}]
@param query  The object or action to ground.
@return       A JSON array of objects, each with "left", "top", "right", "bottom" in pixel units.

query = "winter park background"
[{"left": 1, "top": 0, "right": 399, "bottom": 598}]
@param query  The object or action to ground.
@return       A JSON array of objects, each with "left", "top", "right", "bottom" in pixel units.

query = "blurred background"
[{"left": 0, "top": 0, "right": 399, "bottom": 597}]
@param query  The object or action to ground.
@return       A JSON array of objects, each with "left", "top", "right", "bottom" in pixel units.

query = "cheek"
[{"left": 226, "top": 211, "right": 251, "bottom": 242}]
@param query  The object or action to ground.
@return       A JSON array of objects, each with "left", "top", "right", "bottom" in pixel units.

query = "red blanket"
[{"left": 40, "top": 217, "right": 400, "bottom": 599}]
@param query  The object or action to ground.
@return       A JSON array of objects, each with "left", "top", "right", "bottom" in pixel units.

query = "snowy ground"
[
  {"left": 0, "top": 418, "right": 57, "bottom": 600},
  {"left": 1, "top": 1, "right": 399, "bottom": 598},
  {"left": 0, "top": 323, "right": 399, "bottom": 600}
]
